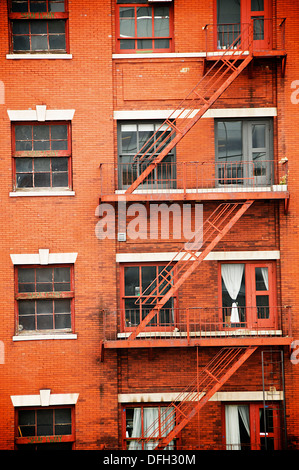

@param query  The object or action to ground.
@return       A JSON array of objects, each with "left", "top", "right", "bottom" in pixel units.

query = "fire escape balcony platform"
[
  {"left": 100, "top": 187, "right": 289, "bottom": 203},
  {"left": 103, "top": 334, "right": 292, "bottom": 350}
]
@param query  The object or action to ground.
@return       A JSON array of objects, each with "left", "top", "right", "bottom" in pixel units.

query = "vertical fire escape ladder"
[
  {"left": 125, "top": 24, "right": 253, "bottom": 194},
  {"left": 128, "top": 200, "right": 254, "bottom": 341},
  {"left": 136, "top": 346, "right": 257, "bottom": 450}
]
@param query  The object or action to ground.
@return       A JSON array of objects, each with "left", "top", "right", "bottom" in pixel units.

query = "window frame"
[
  {"left": 222, "top": 402, "right": 282, "bottom": 450},
  {"left": 122, "top": 403, "right": 180, "bottom": 450},
  {"left": 8, "top": 0, "right": 70, "bottom": 54},
  {"left": 15, "top": 405, "right": 75, "bottom": 448},
  {"left": 115, "top": 1, "right": 174, "bottom": 54},
  {"left": 120, "top": 263, "right": 178, "bottom": 332},
  {"left": 218, "top": 261, "right": 277, "bottom": 330},
  {"left": 12, "top": 121, "right": 72, "bottom": 191},
  {"left": 14, "top": 264, "right": 75, "bottom": 334}
]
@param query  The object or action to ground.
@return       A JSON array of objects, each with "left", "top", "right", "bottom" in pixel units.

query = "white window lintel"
[
  {"left": 7, "top": 105, "right": 75, "bottom": 122},
  {"left": 11, "top": 390, "right": 79, "bottom": 407},
  {"left": 10, "top": 249, "right": 78, "bottom": 266}
]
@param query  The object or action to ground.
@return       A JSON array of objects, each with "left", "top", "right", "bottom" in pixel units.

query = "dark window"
[
  {"left": 9, "top": 1, "right": 69, "bottom": 53},
  {"left": 16, "top": 265, "right": 74, "bottom": 333},
  {"left": 13, "top": 122, "right": 71, "bottom": 190}
]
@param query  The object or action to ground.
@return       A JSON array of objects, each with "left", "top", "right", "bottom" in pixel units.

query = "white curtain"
[
  {"left": 225, "top": 405, "right": 250, "bottom": 450},
  {"left": 261, "top": 267, "right": 269, "bottom": 290},
  {"left": 129, "top": 407, "right": 175, "bottom": 450},
  {"left": 221, "top": 264, "right": 245, "bottom": 322},
  {"left": 128, "top": 408, "right": 142, "bottom": 450}
]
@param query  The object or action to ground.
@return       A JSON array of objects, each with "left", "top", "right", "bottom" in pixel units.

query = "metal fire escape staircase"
[
  {"left": 125, "top": 24, "right": 254, "bottom": 195},
  {"left": 128, "top": 200, "right": 253, "bottom": 341},
  {"left": 137, "top": 346, "right": 257, "bottom": 450}
]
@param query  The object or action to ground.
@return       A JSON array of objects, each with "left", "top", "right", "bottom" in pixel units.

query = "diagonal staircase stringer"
[
  {"left": 125, "top": 53, "right": 253, "bottom": 195},
  {"left": 127, "top": 200, "right": 254, "bottom": 341}
]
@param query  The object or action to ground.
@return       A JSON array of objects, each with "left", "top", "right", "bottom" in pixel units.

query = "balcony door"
[{"left": 216, "top": 0, "right": 272, "bottom": 50}]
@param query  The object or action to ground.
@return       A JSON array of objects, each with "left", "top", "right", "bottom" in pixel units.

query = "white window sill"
[
  {"left": 113, "top": 52, "right": 206, "bottom": 59},
  {"left": 10, "top": 189, "right": 75, "bottom": 197},
  {"left": 13, "top": 333, "right": 77, "bottom": 341},
  {"left": 6, "top": 53, "right": 72, "bottom": 60}
]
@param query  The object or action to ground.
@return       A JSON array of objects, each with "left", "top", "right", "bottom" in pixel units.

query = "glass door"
[
  {"left": 243, "top": 0, "right": 272, "bottom": 50},
  {"left": 247, "top": 121, "right": 272, "bottom": 186}
]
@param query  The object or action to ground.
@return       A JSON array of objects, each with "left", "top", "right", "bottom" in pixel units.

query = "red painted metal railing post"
[{"left": 186, "top": 308, "right": 190, "bottom": 344}]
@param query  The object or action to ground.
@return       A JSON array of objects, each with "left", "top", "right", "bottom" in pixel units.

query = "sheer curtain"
[
  {"left": 225, "top": 405, "right": 250, "bottom": 450},
  {"left": 129, "top": 408, "right": 142, "bottom": 450},
  {"left": 221, "top": 264, "right": 245, "bottom": 322},
  {"left": 261, "top": 267, "right": 269, "bottom": 290}
]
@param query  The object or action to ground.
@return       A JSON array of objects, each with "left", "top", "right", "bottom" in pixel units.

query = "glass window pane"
[
  {"left": 55, "top": 313, "right": 71, "bottom": 329},
  {"left": 15, "top": 125, "right": 32, "bottom": 142},
  {"left": 52, "top": 172, "right": 68, "bottom": 187},
  {"left": 33, "top": 125, "right": 49, "bottom": 140},
  {"left": 142, "top": 266, "right": 156, "bottom": 292},
  {"left": 255, "top": 267, "right": 269, "bottom": 290},
  {"left": 217, "top": 121, "right": 242, "bottom": 161},
  {"left": 137, "top": 38, "right": 152, "bottom": 50},
  {"left": 252, "top": 124, "right": 266, "bottom": 148},
  {"left": 19, "top": 300, "right": 35, "bottom": 314},
  {"left": 13, "top": 35, "right": 30, "bottom": 51},
  {"left": 37, "top": 410, "right": 53, "bottom": 436},
  {"left": 16, "top": 158, "right": 33, "bottom": 173},
  {"left": 11, "top": 1, "right": 29, "bottom": 13},
  {"left": 54, "top": 267, "right": 70, "bottom": 283},
  {"left": 30, "top": 1, "right": 47, "bottom": 12},
  {"left": 251, "top": 0, "right": 264, "bottom": 11},
  {"left": 31, "top": 21, "right": 48, "bottom": 34},
  {"left": 18, "top": 268, "right": 35, "bottom": 283},
  {"left": 154, "top": 7, "right": 169, "bottom": 37},
  {"left": 36, "top": 267, "right": 52, "bottom": 282},
  {"left": 17, "top": 174, "right": 33, "bottom": 187},
  {"left": 16, "top": 141, "right": 32, "bottom": 151},
  {"left": 36, "top": 300, "right": 53, "bottom": 314},
  {"left": 37, "top": 314, "right": 53, "bottom": 330},
  {"left": 12, "top": 21, "right": 30, "bottom": 34},
  {"left": 34, "top": 172, "right": 51, "bottom": 187},
  {"left": 137, "top": 7, "right": 152, "bottom": 37},
  {"left": 34, "top": 158, "right": 50, "bottom": 172},
  {"left": 125, "top": 267, "right": 139, "bottom": 296},
  {"left": 48, "top": 20, "right": 66, "bottom": 33},
  {"left": 31, "top": 35, "right": 48, "bottom": 51},
  {"left": 51, "top": 139, "right": 68, "bottom": 150},
  {"left": 54, "top": 299, "right": 71, "bottom": 313},
  {"left": 52, "top": 157, "right": 68, "bottom": 172},
  {"left": 121, "top": 127, "right": 137, "bottom": 154},
  {"left": 51, "top": 125, "right": 68, "bottom": 140},
  {"left": 120, "top": 39, "right": 135, "bottom": 49},
  {"left": 154, "top": 38, "right": 169, "bottom": 49},
  {"left": 49, "top": 34, "right": 66, "bottom": 50},
  {"left": 49, "top": 1, "right": 65, "bottom": 12}
]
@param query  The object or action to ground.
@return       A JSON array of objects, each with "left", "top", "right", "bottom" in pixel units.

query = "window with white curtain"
[{"left": 125, "top": 405, "right": 176, "bottom": 450}]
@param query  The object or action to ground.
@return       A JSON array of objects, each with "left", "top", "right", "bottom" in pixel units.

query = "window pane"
[
  {"left": 255, "top": 267, "right": 268, "bottom": 290},
  {"left": 13, "top": 35, "right": 30, "bottom": 51},
  {"left": 49, "top": 1, "right": 65, "bottom": 12},
  {"left": 15, "top": 125, "right": 32, "bottom": 141},
  {"left": 54, "top": 267, "right": 70, "bottom": 283},
  {"left": 52, "top": 171, "right": 68, "bottom": 187},
  {"left": 252, "top": 124, "right": 266, "bottom": 148},
  {"left": 142, "top": 266, "right": 156, "bottom": 292},
  {"left": 52, "top": 157, "right": 68, "bottom": 172},
  {"left": 154, "top": 7, "right": 169, "bottom": 37},
  {"left": 16, "top": 158, "right": 33, "bottom": 173},
  {"left": 55, "top": 313, "right": 71, "bottom": 329},
  {"left": 17, "top": 174, "right": 33, "bottom": 187},
  {"left": 251, "top": 0, "right": 264, "bottom": 11},
  {"left": 120, "top": 39, "right": 135, "bottom": 49},
  {"left": 34, "top": 172, "right": 51, "bottom": 187},
  {"left": 37, "top": 410, "right": 53, "bottom": 436},
  {"left": 48, "top": 20, "right": 66, "bottom": 33},
  {"left": 49, "top": 34, "right": 66, "bottom": 50},
  {"left": 54, "top": 299, "right": 71, "bottom": 313},
  {"left": 125, "top": 267, "right": 139, "bottom": 296},
  {"left": 16, "top": 140, "right": 32, "bottom": 151},
  {"left": 34, "top": 158, "right": 50, "bottom": 172},
  {"left": 137, "top": 38, "right": 152, "bottom": 50},
  {"left": 137, "top": 7, "right": 152, "bottom": 38},
  {"left": 36, "top": 299, "right": 53, "bottom": 313},
  {"left": 30, "top": 1, "right": 47, "bottom": 13},
  {"left": 18, "top": 268, "right": 35, "bottom": 283},
  {"left": 33, "top": 125, "right": 50, "bottom": 141},
  {"left": 121, "top": 127, "right": 137, "bottom": 154},
  {"left": 51, "top": 124, "right": 68, "bottom": 140},
  {"left": 217, "top": 121, "right": 242, "bottom": 161},
  {"left": 11, "top": 1, "right": 29, "bottom": 13},
  {"left": 155, "top": 38, "right": 169, "bottom": 49},
  {"left": 31, "top": 21, "right": 48, "bottom": 34},
  {"left": 31, "top": 35, "right": 48, "bottom": 51},
  {"left": 12, "top": 21, "right": 30, "bottom": 35}
]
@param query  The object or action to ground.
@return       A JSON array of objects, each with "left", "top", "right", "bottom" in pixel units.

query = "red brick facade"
[{"left": 0, "top": 0, "right": 298, "bottom": 452}]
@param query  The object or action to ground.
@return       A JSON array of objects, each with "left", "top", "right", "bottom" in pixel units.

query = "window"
[
  {"left": 8, "top": 0, "right": 69, "bottom": 53},
  {"left": 15, "top": 265, "right": 74, "bottom": 333},
  {"left": 121, "top": 264, "right": 176, "bottom": 330},
  {"left": 219, "top": 262, "right": 277, "bottom": 329},
  {"left": 12, "top": 122, "right": 72, "bottom": 190},
  {"left": 118, "top": 122, "right": 176, "bottom": 189},
  {"left": 16, "top": 406, "right": 74, "bottom": 449},
  {"left": 123, "top": 404, "right": 177, "bottom": 450},
  {"left": 116, "top": 1, "right": 173, "bottom": 53},
  {"left": 215, "top": 119, "right": 273, "bottom": 187},
  {"left": 224, "top": 403, "right": 281, "bottom": 450}
]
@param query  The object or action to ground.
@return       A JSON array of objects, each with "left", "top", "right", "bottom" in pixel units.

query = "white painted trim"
[
  {"left": 11, "top": 391, "right": 79, "bottom": 407},
  {"left": 13, "top": 333, "right": 77, "bottom": 341},
  {"left": 10, "top": 249, "right": 78, "bottom": 265},
  {"left": 6, "top": 54, "right": 72, "bottom": 60},
  {"left": 7, "top": 105, "right": 75, "bottom": 121},
  {"left": 116, "top": 251, "right": 280, "bottom": 263},
  {"left": 10, "top": 190, "right": 75, "bottom": 197},
  {"left": 113, "top": 52, "right": 207, "bottom": 59},
  {"left": 118, "top": 390, "right": 283, "bottom": 403},
  {"left": 114, "top": 108, "right": 277, "bottom": 121}
]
